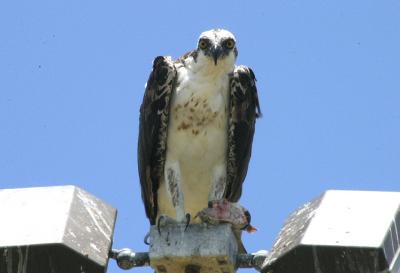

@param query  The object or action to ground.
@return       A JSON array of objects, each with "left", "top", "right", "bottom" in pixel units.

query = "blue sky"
[{"left": 1, "top": 1, "right": 399, "bottom": 272}]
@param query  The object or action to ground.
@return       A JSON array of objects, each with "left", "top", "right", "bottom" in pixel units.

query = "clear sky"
[{"left": 1, "top": 1, "right": 399, "bottom": 272}]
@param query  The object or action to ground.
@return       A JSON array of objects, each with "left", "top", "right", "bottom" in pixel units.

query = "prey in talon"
[{"left": 196, "top": 199, "right": 257, "bottom": 233}]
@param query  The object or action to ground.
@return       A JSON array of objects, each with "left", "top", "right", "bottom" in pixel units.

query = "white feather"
[{"left": 157, "top": 51, "right": 236, "bottom": 220}]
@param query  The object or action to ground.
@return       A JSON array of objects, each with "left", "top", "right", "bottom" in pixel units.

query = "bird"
[{"left": 138, "top": 29, "right": 261, "bottom": 246}]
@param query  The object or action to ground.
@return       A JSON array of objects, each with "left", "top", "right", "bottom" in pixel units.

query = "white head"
[{"left": 196, "top": 29, "right": 238, "bottom": 67}]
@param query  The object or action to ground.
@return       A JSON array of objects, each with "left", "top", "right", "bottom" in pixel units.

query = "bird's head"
[{"left": 196, "top": 29, "right": 237, "bottom": 66}]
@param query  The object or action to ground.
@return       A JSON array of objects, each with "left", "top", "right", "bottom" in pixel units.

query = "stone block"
[
  {"left": 149, "top": 223, "right": 238, "bottom": 273},
  {"left": 0, "top": 185, "right": 117, "bottom": 273},
  {"left": 261, "top": 190, "right": 400, "bottom": 273}
]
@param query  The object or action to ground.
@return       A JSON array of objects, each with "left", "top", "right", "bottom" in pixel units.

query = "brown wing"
[
  {"left": 226, "top": 65, "right": 261, "bottom": 202},
  {"left": 138, "top": 56, "right": 177, "bottom": 225}
]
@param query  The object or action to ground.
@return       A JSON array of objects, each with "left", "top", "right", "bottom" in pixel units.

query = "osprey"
[{"left": 138, "top": 29, "right": 261, "bottom": 238}]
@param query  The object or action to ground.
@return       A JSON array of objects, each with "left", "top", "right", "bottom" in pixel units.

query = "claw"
[
  {"left": 157, "top": 215, "right": 164, "bottom": 236},
  {"left": 184, "top": 213, "right": 191, "bottom": 231},
  {"left": 144, "top": 232, "right": 150, "bottom": 245},
  {"left": 157, "top": 214, "right": 192, "bottom": 234}
]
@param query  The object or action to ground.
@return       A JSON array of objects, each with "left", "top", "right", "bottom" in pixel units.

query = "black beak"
[{"left": 211, "top": 45, "right": 223, "bottom": 65}]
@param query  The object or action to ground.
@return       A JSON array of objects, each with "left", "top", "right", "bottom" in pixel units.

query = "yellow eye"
[
  {"left": 225, "top": 39, "right": 235, "bottom": 49},
  {"left": 199, "top": 39, "right": 208, "bottom": 49}
]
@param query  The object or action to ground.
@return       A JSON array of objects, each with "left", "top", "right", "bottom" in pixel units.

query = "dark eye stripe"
[
  {"left": 223, "top": 39, "right": 235, "bottom": 49},
  {"left": 198, "top": 38, "right": 211, "bottom": 48}
]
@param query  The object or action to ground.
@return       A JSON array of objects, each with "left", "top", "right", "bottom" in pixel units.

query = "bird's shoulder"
[
  {"left": 175, "top": 50, "right": 198, "bottom": 65},
  {"left": 141, "top": 56, "right": 177, "bottom": 110},
  {"left": 231, "top": 65, "right": 256, "bottom": 86},
  {"left": 230, "top": 65, "right": 261, "bottom": 117}
]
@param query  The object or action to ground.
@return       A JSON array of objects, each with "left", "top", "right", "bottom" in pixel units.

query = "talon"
[
  {"left": 144, "top": 232, "right": 150, "bottom": 245},
  {"left": 184, "top": 213, "right": 191, "bottom": 231},
  {"left": 157, "top": 216, "right": 164, "bottom": 236}
]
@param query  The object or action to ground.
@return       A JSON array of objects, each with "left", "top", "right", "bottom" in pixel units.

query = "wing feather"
[
  {"left": 226, "top": 65, "right": 261, "bottom": 202},
  {"left": 138, "top": 56, "right": 176, "bottom": 224}
]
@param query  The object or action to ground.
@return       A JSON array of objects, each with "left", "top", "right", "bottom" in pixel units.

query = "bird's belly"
[
  {"left": 158, "top": 88, "right": 229, "bottom": 219},
  {"left": 169, "top": 114, "right": 227, "bottom": 162},
  {"left": 162, "top": 117, "right": 227, "bottom": 218}
]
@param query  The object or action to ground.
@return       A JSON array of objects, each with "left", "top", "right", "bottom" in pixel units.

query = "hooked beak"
[{"left": 211, "top": 45, "right": 223, "bottom": 65}]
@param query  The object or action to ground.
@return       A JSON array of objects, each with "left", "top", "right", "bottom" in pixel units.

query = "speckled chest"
[{"left": 170, "top": 67, "right": 230, "bottom": 136}]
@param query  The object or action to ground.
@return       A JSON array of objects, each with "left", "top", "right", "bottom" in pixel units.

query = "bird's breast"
[{"left": 167, "top": 70, "right": 229, "bottom": 162}]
